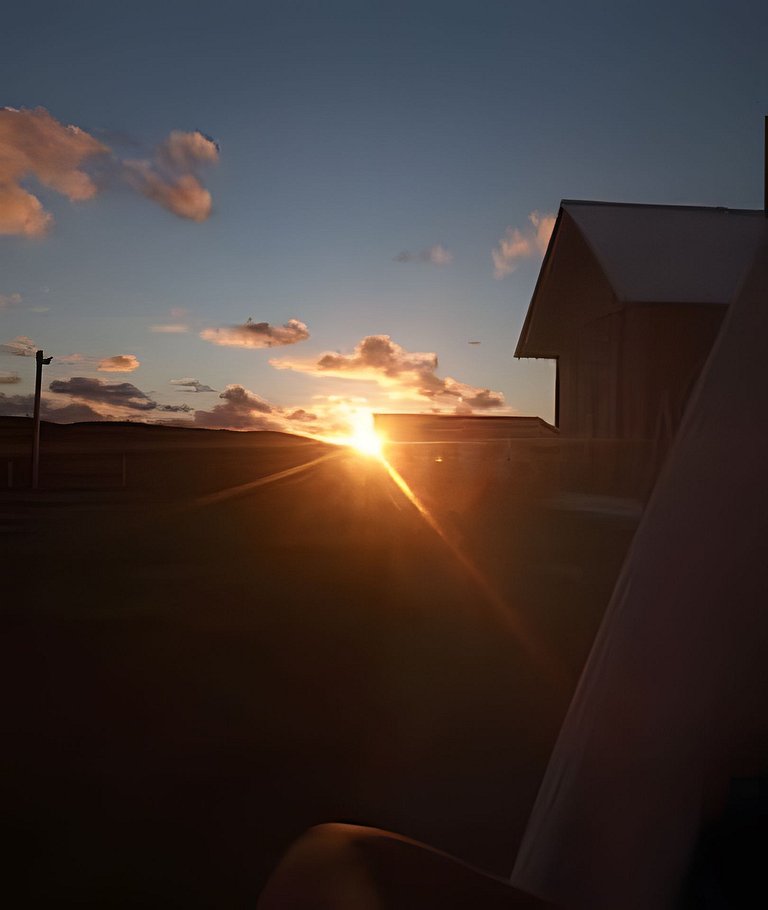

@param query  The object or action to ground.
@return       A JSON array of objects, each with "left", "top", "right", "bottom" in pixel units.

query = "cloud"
[
  {"left": 123, "top": 130, "right": 219, "bottom": 222},
  {"left": 394, "top": 243, "right": 453, "bottom": 265},
  {"left": 0, "top": 371, "right": 20, "bottom": 384},
  {"left": 170, "top": 377, "right": 216, "bottom": 392},
  {"left": 287, "top": 408, "right": 317, "bottom": 422},
  {"left": 98, "top": 354, "right": 140, "bottom": 372},
  {"left": 156, "top": 403, "right": 193, "bottom": 413},
  {"left": 0, "top": 335, "right": 36, "bottom": 356},
  {"left": 0, "top": 392, "right": 104, "bottom": 423},
  {"left": 187, "top": 383, "right": 325, "bottom": 432},
  {"left": 55, "top": 353, "right": 86, "bottom": 365},
  {"left": 150, "top": 323, "right": 189, "bottom": 333},
  {"left": 217, "top": 384, "right": 272, "bottom": 413},
  {"left": 492, "top": 211, "right": 556, "bottom": 278},
  {"left": 200, "top": 317, "right": 309, "bottom": 349},
  {"left": 49, "top": 376, "right": 156, "bottom": 411},
  {"left": 190, "top": 383, "right": 285, "bottom": 430},
  {"left": 0, "top": 108, "right": 219, "bottom": 235},
  {"left": 157, "top": 130, "right": 220, "bottom": 172},
  {"left": 272, "top": 334, "right": 504, "bottom": 412},
  {"left": 0, "top": 107, "right": 108, "bottom": 237},
  {"left": 0, "top": 292, "right": 22, "bottom": 310},
  {"left": 170, "top": 307, "right": 188, "bottom": 319},
  {"left": 123, "top": 165, "right": 213, "bottom": 222}
]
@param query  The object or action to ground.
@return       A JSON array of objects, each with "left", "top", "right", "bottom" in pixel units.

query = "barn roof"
[{"left": 516, "top": 201, "right": 766, "bottom": 357}]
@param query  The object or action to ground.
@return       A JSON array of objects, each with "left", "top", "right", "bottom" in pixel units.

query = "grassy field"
[{"left": 1, "top": 418, "right": 635, "bottom": 905}]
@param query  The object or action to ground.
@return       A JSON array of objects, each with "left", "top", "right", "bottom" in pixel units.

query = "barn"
[{"left": 516, "top": 201, "right": 765, "bottom": 443}]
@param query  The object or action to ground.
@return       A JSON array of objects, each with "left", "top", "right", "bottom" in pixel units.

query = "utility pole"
[{"left": 32, "top": 349, "right": 52, "bottom": 490}]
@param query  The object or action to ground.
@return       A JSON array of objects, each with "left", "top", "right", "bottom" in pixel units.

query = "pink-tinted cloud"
[
  {"left": 123, "top": 130, "right": 219, "bottom": 222},
  {"left": 0, "top": 108, "right": 219, "bottom": 235},
  {"left": 272, "top": 334, "right": 504, "bottom": 412},
  {"left": 394, "top": 243, "right": 453, "bottom": 265},
  {"left": 97, "top": 354, "right": 140, "bottom": 373},
  {"left": 0, "top": 107, "right": 108, "bottom": 237},
  {"left": 123, "top": 165, "right": 213, "bottom": 222},
  {"left": 0, "top": 335, "right": 36, "bottom": 356},
  {"left": 200, "top": 317, "right": 309, "bottom": 349},
  {"left": 492, "top": 211, "right": 556, "bottom": 278},
  {"left": 158, "top": 130, "right": 220, "bottom": 172},
  {"left": 0, "top": 292, "right": 23, "bottom": 310}
]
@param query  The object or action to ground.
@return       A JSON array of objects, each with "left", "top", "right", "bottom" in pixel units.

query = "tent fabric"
[
  {"left": 564, "top": 202, "right": 766, "bottom": 305},
  {"left": 510, "top": 235, "right": 768, "bottom": 909}
]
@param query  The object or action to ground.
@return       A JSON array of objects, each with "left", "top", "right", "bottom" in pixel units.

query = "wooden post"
[
  {"left": 31, "top": 349, "right": 52, "bottom": 490},
  {"left": 121, "top": 453, "right": 127, "bottom": 489},
  {"left": 7, "top": 460, "right": 13, "bottom": 490}
]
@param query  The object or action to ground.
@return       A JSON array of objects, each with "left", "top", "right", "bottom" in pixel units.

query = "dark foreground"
[{"left": 1, "top": 420, "right": 634, "bottom": 905}]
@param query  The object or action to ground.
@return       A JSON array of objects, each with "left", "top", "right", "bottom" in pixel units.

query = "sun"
[
  {"left": 345, "top": 411, "right": 385, "bottom": 458},
  {"left": 349, "top": 423, "right": 384, "bottom": 458}
]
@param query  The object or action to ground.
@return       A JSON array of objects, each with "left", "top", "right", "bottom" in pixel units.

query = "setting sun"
[{"left": 347, "top": 414, "right": 385, "bottom": 458}]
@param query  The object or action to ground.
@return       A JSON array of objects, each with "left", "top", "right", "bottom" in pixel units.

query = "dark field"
[{"left": 1, "top": 419, "right": 635, "bottom": 905}]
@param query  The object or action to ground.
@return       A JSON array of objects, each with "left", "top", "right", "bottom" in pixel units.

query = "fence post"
[
  {"left": 7, "top": 459, "right": 13, "bottom": 490},
  {"left": 121, "top": 453, "right": 127, "bottom": 489}
]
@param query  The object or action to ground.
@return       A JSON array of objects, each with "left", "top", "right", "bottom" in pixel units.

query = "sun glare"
[{"left": 348, "top": 421, "right": 384, "bottom": 458}]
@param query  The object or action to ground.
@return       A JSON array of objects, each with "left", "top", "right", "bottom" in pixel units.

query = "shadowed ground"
[{"left": 1, "top": 420, "right": 634, "bottom": 905}]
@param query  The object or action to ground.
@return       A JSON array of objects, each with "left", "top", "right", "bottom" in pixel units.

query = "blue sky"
[{"left": 2, "top": 0, "right": 767, "bottom": 435}]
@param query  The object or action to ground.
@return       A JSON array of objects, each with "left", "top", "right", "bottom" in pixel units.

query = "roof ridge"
[{"left": 561, "top": 199, "right": 763, "bottom": 215}]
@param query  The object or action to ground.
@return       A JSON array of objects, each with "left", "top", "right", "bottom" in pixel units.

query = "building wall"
[{"left": 558, "top": 303, "right": 724, "bottom": 441}]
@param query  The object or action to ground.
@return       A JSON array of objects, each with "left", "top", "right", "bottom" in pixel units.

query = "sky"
[{"left": 1, "top": 0, "right": 768, "bottom": 438}]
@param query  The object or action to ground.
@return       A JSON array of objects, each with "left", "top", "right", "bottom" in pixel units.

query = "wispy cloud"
[
  {"left": 0, "top": 335, "right": 36, "bottom": 356},
  {"left": 0, "top": 107, "right": 219, "bottom": 236},
  {"left": 170, "top": 377, "right": 217, "bottom": 392},
  {"left": 0, "top": 292, "right": 22, "bottom": 310},
  {"left": 97, "top": 354, "right": 140, "bottom": 373},
  {"left": 272, "top": 334, "right": 504, "bottom": 412},
  {"left": 200, "top": 317, "right": 309, "bottom": 349},
  {"left": 150, "top": 323, "right": 189, "bottom": 334},
  {"left": 55, "top": 353, "right": 87, "bottom": 365},
  {"left": 151, "top": 306, "right": 191, "bottom": 333},
  {"left": 394, "top": 243, "right": 453, "bottom": 265},
  {"left": 0, "top": 371, "right": 20, "bottom": 384},
  {"left": 492, "top": 211, "right": 556, "bottom": 278}
]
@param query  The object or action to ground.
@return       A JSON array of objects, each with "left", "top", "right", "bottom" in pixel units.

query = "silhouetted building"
[
  {"left": 374, "top": 414, "right": 556, "bottom": 443},
  {"left": 516, "top": 201, "right": 766, "bottom": 442}
]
